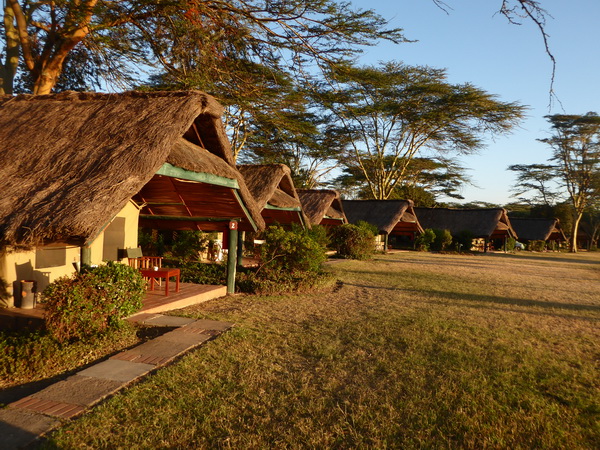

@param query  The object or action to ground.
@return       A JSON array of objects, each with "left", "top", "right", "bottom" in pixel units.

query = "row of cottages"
[
  {"left": 0, "top": 90, "right": 569, "bottom": 309},
  {"left": 0, "top": 90, "right": 265, "bottom": 306},
  {"left": 343, "top": 200, "right": 423, "bottom": 251}
]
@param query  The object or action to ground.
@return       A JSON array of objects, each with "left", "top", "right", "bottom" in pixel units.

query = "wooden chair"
[
  {"left": 126, "top": 248, "right": 163, "bottom": 286},
  {"left": 126, "top": 248, "right": 163, "bottom": 269}
]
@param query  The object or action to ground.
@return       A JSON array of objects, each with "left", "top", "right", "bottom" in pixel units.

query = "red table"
[{"left": 139, "top": 268, "right": 180, "bottom": 296}]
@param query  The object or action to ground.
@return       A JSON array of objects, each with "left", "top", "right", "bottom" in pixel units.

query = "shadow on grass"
[
  {"left": 343, "top": 282, "right": 600, "bottom": 314},
  {"left": 376, "top": 252, "right": 600, "bottom": 267}
]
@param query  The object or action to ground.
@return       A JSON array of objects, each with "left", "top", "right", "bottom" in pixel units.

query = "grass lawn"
[{"left": 43, "top": 251, "right": 600, "bottom": 448}]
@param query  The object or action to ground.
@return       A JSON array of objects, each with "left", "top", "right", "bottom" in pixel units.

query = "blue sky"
[{"left": 350, "top": 0, "right": 600, "bottom": 205}]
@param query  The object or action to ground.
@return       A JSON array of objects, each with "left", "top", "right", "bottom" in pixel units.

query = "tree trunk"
[
  {"left": 569, "top": 212, "right": 583, "bottom": 253},
  {"left": 1, "top": 5, "right": 20, "bottom": 95}
]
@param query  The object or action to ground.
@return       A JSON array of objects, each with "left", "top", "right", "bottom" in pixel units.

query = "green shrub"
[
  {"left": 431, "top": 229, "right": 453, "bottom": 251},
  {"left": 43, "top": 262, "right": 145, "bottom": 342},
  {"left": 236, "top": 269, "right": 335, "bottom": 295},
  {"left": 453, "top": 230, "right": 475, "bottom": 252},
  {"left": 330, "top": 224, "right": 376, "bottom": 260},
  {"left": 528, "top": 240, "right": 546, "bottom": 252},
  {"left": 168, "top": 230, "right": 208, "bottom": 261},
  {"left": 355, "top": 220, "right": 379, "bottom": 236},
  {"left": 258, "top": 225, "right": 326, "bottom": 274},
  {"left": 176, "top": 261, "right": 227, "bottom": 285},
  {"left": 305, "top": 224, "right": 330, "bottom": 249},
  {"left": 415, "top": 229, "right": 436, "bottom": 251},
  {"left": 504, "top": 237, "right": 517, "bottom": 251},
  {"left": 235, "top": 226, "right": 330, "bottom": 294}
]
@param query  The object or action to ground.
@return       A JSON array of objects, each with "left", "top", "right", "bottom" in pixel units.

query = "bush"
[
  {"left": 504, "top": 237, "right": 517, "bottom": 252},
  {"left": 236, "top": 269, "right": 335, "bottom": 295},
  {"left": 176, "top": 261, "right": 227, "bottom": 285},
  {"left": 258, "top": 225, "right": 327, "bottom": 274},
  {"left": 528, "top": 240, "right": 546, "bottom": 252},
  {"left": 235, "top": 225, "right": 330, "bottom": 294},
  {"left": 415, "top": 229, "right": 435, "bottom": 251},
  {"left": 305, "top": 224, "right": 330, "bottom": 249},
  {"left": 453, "top": 230, "right": 475, "bottom": 252},
  {"left": 330, "top": 224, "right": 376, "bottom": 260},
  {"left": 43, "top": 262, "right": 145, "bottom": 342},
  {"left": 431, "top": 229, "right": 453, "bottom": 251}
]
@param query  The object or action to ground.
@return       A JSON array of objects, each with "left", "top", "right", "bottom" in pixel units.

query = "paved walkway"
[{"left": 0, "top": 314, "right": 233, "bottom": 449}]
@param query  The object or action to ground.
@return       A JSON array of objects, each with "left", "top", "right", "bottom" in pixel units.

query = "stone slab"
[
  {"left": 27, "top": 375, "right": 123, "bottom": 407},
  {"left": 0, "top": 408, "right": 59, "bottom": 450},
  {"left": 120, "top": 337, "right": 192, "bottom": 358},
  {"left": 143, "top": 315, "right": 196, "bottom": 328},
  {"left": 77, "top": 359, "right": 154, "bottom": 383},
  {"left": 155, "top": 328, "right": 213, "bottom": 346}
]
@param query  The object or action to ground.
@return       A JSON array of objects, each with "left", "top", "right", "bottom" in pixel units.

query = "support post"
[
  {"left": 80, "top": 246, "right": 92, "bottom": 269},
  {"left": 237, "top": 231, "right": 245, "bottom": 267},
  {"left": 383, "top": 233, "right": 389, "bottom": 252},
  {"left": 227, "top": 221, "right": 238, "bottom": 294}
]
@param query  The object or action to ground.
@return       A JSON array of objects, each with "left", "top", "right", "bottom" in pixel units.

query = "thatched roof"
[
  {"left": 0, "top": 90, "right": 263, "bottom": 246},
  {"left": 343, "top": 200, "right": 424, "bottom": 235},
  {"left": 134, "top": 138, "right": 264, "bottom": 232},
  {"left": 238, "top": 164, "right": 301, "bottom": 209},
  {"left": 510, "top": 217, "right": 566, "bottom": 241},
  {"left": 414, "top": 207, "right": 517, "bottom": 239},
  {"left": 297, "top": 189, "right": 347, "bottom": 226},
  {"left": 238, "top": 164, "right": 308, "bottom": 227}
]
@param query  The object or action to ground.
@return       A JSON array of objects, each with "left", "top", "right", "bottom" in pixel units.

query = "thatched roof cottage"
[
  {"left": 0, "top": 90, "right": 263, "bottom": 302},
  {"left": 342, "top": 199, "right": 423, "bottom": 250},
  {"left": 343, "top": 199, "right": 423, "bottom": 235},
  {"left": 297, "top": 189, "right": 347, "bottom": 227},
  {"left": 238, "top": 164, "right": 308, "bottom": 227},
  {"left": 509, "top": 217, "right": 566, "bottom": 243},
  {"left": 414, "top": 207, "right": 517, "bottom": 251}
]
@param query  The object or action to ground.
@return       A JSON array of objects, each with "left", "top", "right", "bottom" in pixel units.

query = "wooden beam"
[{"left": 156, "top": 163, "right": 239, "bottom": 189}]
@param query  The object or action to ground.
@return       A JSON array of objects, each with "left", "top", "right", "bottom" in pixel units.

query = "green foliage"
[
  {"left": 355, "top": 220, "right": 379, "bottom": 236},
  {"left": 258, "top": 225, "right": 326, "bottom": 274},
  {"left": 320, "top": 61, "right": 525, "bottom": 200},
  {"left": 330, "top": 224, "right": 376, "bottom": 260},
  {"left": 453, "top": 230, "right": 475, "bottom": 252},
  {"left": 237, "top": 225, "right": 330, "bottom": 294},
  {"left": 176, "top": 262, "right": 227, "bottom": 285},
  {"left": 43, "top": 262, "right": 145, "bottom": 343},
  {"left": 431, "top": 229, "right": 453, "bottom": 251},
  {"left": 528, "top": 240, "right": 547, "bottom": 252},
  {"left": 415, "top": 229, "right": 436, "bottom": 251},
  {"left": 167, "top": 231, "right": 208, "bottom": 262},
  {"left": 504, "top": 237, "right": 517, "bottom": 251},
  {"left": 305, "top": 224, "right": 330, "bottom": 249},
  {"left": 236, "top": 269, "right": 335, "bottom": 296}
]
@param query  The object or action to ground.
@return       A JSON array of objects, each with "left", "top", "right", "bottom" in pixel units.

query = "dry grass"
[{"left": 45, "top": 251, "right": 600, "bottom": 449}]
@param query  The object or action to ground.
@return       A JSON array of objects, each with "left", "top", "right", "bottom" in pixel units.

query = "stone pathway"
[{"left": 0, "top": 314, "right": 233, "bottom": 449}]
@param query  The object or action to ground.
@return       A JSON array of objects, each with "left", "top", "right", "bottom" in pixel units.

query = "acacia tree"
[
  {"left": 0, "top": 0, "right": 405, "bottom": 95},
  {"left": 507, "top": 163, "right": 560, "bottom": 207},
  {"left": 539, "top": 113, "right": 600, "bottom": 252},
  {"left": 334, "top": 156, "right": 470, "bottom": 205},
  {"left": 317, "top": 61, "right": 525, "bottom": 200}
]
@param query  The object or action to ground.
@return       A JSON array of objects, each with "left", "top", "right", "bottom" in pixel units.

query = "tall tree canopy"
[
  {"left": 0, "top": 0, "right": 405, "bottom": 95},
  {"left": 316, "top": 61, "right": 525, "bottom": 200},
  {"left": 538, "top": 113, "right": 600, "bottom": 252}
]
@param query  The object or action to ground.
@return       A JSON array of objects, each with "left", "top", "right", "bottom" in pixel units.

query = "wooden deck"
[{"left": 0, "top": 283, "right": 228, "bottom": 331}]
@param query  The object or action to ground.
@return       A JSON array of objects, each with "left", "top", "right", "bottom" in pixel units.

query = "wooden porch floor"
[{"left": 0, "top": 283, "right": 228, "bottom": 331}]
